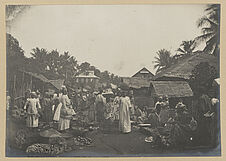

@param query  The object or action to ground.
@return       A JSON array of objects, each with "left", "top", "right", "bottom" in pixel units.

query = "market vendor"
[
  {"left": 23, "top": 92, "right": 41, "bottom": 129},
  {"left": 167, "top": 103, "right": 196, "bottom": 147},
  {"left": 175, "top": 99, "right": 186, "bottom": 110},
  {"left": 147, "top": 108, "right": 160, "bottom": 128},
  {"left": 196, "top": 92, "right": 213, "bottom": 146},
  {"left": 58, "top": 87, "right": 73, "bottom": 132},
  {"left": 132, "top": 106, "right": 148, "bottom": 123},
  {"left": 159, "top": 95, "right": 170, "bottom": 126},
  {"left": 208, "top": 97, "right": 219, "bottom": 147}
]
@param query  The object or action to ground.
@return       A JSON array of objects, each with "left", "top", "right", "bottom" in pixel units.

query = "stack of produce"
[
  {"left": 26, "top": 143, "right": 64, "bottom": 155},
  {"left": 73, "top": 136, "right": 93, "bottom": 146}
]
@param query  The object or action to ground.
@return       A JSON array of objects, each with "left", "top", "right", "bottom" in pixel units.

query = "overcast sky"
[{"left": 7, "top": 4, "right": 206, "bottom": 77}]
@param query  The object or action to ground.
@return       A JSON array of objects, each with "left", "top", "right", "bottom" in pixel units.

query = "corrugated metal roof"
[{"left": 150, "top": 81, "right": 193, "bottom": 98}]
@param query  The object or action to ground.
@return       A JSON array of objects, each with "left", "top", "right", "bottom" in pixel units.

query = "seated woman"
[
  {"left": 147, "top": 108, "right": 160, "bottom": 128},
  {"left": 167, "top": 103, "right": 197, "bottom": 148},
  {"left": 159, "top": 96, "right": 170, "bottom": 126},
  {"left": 133, "top": 106, "right": 148, "bottom": 123}
]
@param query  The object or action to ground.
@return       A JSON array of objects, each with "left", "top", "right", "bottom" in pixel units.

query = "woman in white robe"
[
  {"left": 53, "top": 91, "right": 63, "bottom": 122},
  {"left": 58, "top": 89, "right": 73, "bottom": 131},
  {"left": 119, "top": 92, "right": 132, "bottom": 133},
  {"left": 24, "top": 92, "right": 41, "bottom": 128}
]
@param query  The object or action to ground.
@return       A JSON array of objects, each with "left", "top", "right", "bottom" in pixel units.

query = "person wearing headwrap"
[{"left": 24, "top": 92, "right": 41, "bottom": 128}]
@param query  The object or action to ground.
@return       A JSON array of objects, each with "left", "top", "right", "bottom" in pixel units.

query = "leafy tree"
[
  {"left": 195, "top": 4, "right": 220, "bottom": 56},
  {"left": 6, "top": 33, "right": 26, "bottom": 73},
  {"left": 30, "top": 47, "right": 48, "bottom": 73},
  {"left": 78, "top": 62, "right": 91, "bottom": 73},
  {"left": 189, "top": 62, "right": 217, "bottom": 96},
  {"left": 153, "top": 49, "right": 174, "bottom": 74}
]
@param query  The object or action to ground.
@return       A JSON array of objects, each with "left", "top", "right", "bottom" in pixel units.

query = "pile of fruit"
[
  {"left": 26, "top": 143, "right": 64, "bottom": 155},
  {"left": 73, "top": 136, "right": 93, "bottom": 146}
]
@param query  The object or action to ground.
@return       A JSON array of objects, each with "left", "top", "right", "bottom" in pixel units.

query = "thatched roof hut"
[
  {"left": 150, "top": 81, "right": 193, "bottom": 98},
  {"left": 153, "top": 52, "right": 219, "bottom": 80},
  {"left": 150, "top": 80, "right": 194, "bottom": 109}
]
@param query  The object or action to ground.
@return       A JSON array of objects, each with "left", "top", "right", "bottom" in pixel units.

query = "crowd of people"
[
  {"left": 10, "top": 84, "right": 219, "bottom": 149},
  {"left": 18, "top": 85, "right": 134, "bottom": 134}
]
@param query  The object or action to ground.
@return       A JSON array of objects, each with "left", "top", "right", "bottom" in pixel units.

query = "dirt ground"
[{"left": 6, "top": 122, "right": 221, "bottom": 157}]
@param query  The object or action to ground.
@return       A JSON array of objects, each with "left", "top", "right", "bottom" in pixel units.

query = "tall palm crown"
[
  {"left": 153, "top": 49, "right": 173, "bottom": 74},
  {"left": 177, "top": 40, "right": 196, "bottom": 55},
  {"left": 195, "top": 4, "right": 220, "bottom": 56}
]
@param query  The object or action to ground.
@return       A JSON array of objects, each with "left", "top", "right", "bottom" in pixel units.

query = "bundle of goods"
[
  {"left": 40, "top": 128, "right": 62, "bottom": 138},
  {"left": 73, "top": 136, "right": 93, "bottom": 146},
  {"left": 71, "top": 126, "right": 89, "bottom": 136},
  {"left": 26, "top": 143, "right": 64, "bottom": 155},
  {"left": 25, "top": 133, "right": 93, "bottom": 155},
  {"left": 142, "top": 127, "right": 172, "bottom": 148}
]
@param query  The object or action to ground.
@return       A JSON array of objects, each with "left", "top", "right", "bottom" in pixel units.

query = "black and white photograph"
[{"left": 5, "top": 3, "right": 220, "bottom": 157}]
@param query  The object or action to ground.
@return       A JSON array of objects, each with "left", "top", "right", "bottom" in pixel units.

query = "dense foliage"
[
  {"left": 6, "top": 33, "right": 121, "bottom": 90},
  {"left": 189, "top": 62, "right": 217, "bottom": 96}
]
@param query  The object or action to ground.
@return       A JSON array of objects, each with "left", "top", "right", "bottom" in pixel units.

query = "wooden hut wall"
[
  {"left": 132, "top": 88, "right": 154, "bottom": 108},
  {"left": 8, "top": 71, "right": 47, "bottom": 99}
]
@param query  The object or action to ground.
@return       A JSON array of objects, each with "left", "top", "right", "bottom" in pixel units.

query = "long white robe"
[
  {"left": 119, "top": 96, "right": 132, "bottom": 133},
  {"left": 58, "top": 95, "right": 72, "bottom": 131},
  {"left": 53, "top": 93, "right": 63, "bottom": 121}
]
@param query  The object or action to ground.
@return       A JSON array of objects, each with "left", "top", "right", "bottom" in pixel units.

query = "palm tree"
[
  {"left": 153, "top": 49, "right": 173, "bottom": 74},
  {"left": 177, "top": 40, "right": 196, "bottom": 55},
  {"left": 195, "top": 4, "right": 220, "bottom": 56},
  {"left": 30, "top": 47, "right": 48, "bottom": 73}
]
